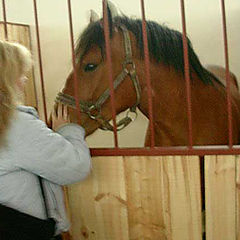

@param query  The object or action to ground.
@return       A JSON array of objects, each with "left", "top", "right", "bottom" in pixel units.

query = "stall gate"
[
  {"left": 1, "top": 0, "right": 240, "bottom": 239},
  {"left": 65, "top": 155, "right": 239, "bottom": 240}
]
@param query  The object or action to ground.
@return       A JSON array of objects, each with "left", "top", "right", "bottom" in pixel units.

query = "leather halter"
[{"left": 56, "top": 25, "right": 141, "bottom": 131}]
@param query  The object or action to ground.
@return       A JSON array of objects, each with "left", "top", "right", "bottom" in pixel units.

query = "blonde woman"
[{"left": 0, "top": 41, "right": 91, "bottom": 240}]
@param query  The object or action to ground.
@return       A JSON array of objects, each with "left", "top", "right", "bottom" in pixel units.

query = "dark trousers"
[{"left": 52, "top": 235, "right": 63, "bottom": 240}]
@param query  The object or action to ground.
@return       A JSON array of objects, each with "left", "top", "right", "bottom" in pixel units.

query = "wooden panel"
[
  {"left": 0, "top": 22, "right": 37, "bottom": 108},
  {"left": 124, "top": 156, "right": 201, "bottom": 240},
  {"left": 205, "top": 155, "right": 236, "bottom": 240},
  {"left": 66, "top": 156, "right": 201, "bottom": 240},
  {"left": 162, "top": 156, "right": 202, "bottom": 240},
  {"left": 123, "top": 156, "right": 166, "bottom": 240},
  {"left": 67, "top": 157, "right": 129, "bottom": 240}
]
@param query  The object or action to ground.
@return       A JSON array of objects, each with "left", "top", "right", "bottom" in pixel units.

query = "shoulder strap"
[{"left": 38, "top": 176, "right": 50, "bottom": 218}]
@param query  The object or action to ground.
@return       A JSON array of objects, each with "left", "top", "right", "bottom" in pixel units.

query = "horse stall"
[{"left": 1, "top": 0, "right": 240, "bottom": 240}]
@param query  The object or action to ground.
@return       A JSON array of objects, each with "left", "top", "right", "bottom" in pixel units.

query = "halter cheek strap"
[{"left": 56, "top": 25, "right": 141, "bottom": 131}]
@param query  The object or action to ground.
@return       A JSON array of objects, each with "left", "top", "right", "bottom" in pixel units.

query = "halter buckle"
[
  {"left": 126, "top": 109, "right": 138, "bottom": 122},
  {"left": 87, "top": 104, "right": 101, "bottom": 120},
  {"left": 123, "top": 60, "right": 136, "bottom": 71}
]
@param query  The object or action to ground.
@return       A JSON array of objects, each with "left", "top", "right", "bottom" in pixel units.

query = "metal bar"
[
  {"left": 220, "top": 0, "right": 233, "bottom": 148},
  {"left": 180, "top": 0, "right": 193, "bottom": 148},
  {"left": 90, "top": 146, "right": 240, "bottom": 156},
  {"left": 0, "top": 20, "right": 29, "bottom": 27},
  {"left": 199, "top": 155, "right": 206, "bottom": 236},
  {"left": 67, "top": 0, "right": 81, "bottom": 124},
  {"left": 102, "top": 0, "right": 119, "bottom": 148},
  {"left": 33, "top": 0, "right": 48, "bottom": 123},
  {"left": 140, "top": 0, "right": 155, "bottom": 147},
  {"left": 1, "top": 0, "right": 8, "bottom": 40}
]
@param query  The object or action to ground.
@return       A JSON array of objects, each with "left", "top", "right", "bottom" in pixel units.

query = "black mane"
[{"left": 75, "top": 14, "right": 219, "bottom": 85}]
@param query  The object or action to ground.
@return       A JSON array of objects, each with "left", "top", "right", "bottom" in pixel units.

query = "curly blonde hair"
[{"left": 0, "top": 41, "right": 32, "bottom": 143}]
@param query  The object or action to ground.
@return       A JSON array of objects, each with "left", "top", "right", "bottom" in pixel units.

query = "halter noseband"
[{"left": 55, "top": 25, "right": 141, "bottom": 131}]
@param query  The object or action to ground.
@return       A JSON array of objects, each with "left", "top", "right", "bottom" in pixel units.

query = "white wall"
[{"left": 1, "top": 0, "right": 239, "bottom": 147}]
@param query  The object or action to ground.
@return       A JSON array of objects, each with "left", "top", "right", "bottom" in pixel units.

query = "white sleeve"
[{"left": 13, "top": 114, "right": 92, "bottom": 185}]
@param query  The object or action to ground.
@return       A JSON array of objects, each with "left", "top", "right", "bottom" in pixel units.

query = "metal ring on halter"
[
  {"left": 126, "top": 109, "right": 138, "bottom": 122},
  {"left": 87, "top": 104, "right": 101, "bottom": 120},
  {"left": 123, "top": 61, "right": 136, "bottom": 71}
]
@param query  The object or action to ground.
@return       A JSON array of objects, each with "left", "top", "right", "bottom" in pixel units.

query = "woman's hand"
[{"left": 51, "top": 103, "right": 70, "bottom": 131}]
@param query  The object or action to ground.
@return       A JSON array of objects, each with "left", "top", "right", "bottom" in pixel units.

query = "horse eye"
[{"left": 84, "top": 63, "right": 98, "bottom": 72}]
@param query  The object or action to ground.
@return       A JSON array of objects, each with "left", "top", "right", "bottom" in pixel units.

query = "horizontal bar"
[
  {"left": 0, "top": 21, "right": 30, "bottom": 27},
  {"left": 90, "top": 146, "right": 240, "bottom": 156}
]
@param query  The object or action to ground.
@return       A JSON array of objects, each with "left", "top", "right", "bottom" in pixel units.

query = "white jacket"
[{"left": 0, "top": 106, "right": 91, "bottom": 235}]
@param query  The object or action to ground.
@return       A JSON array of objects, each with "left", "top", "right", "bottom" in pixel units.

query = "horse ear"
[
  {"left": 105, "top": 0, "right": 118, "bottom": 35},
  {"left": 90, "top": 10, "right": 100, "bottom": 23},
  {"left": 106, "top": 0, "right": 118, "bottom": 18}
]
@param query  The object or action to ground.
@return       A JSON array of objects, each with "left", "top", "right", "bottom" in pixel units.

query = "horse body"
[
  {"left": 144, "top": 64, "right": 240, "bottom": 146},
  {"left": 59, "top": 7, "right": 240, "bottom": 147}
]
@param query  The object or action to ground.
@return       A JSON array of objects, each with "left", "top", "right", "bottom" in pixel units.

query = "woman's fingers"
[
  {"left": 52, "top": 107, "right": 57, "bottom": 119},
  {"left": 63, "top": 105, "right": 68, "bottom": 120},
  {"left": 51, "top": 103, "right": 70, "bottom": 131},
  {"left": 57, "top": 103, "right": 63, "bottom": 117}
]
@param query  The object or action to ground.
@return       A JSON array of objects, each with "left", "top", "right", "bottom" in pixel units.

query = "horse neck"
[
  {"left": 138, "top": 63, "right": 192, "bottom": 145},
  {"left": 138, "top": 63, "right": 187, "bottom": 117},
  {"left": 137, "top": 62, "right": 240, "bottom": 146}
]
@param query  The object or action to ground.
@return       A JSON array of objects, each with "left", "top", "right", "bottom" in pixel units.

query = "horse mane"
[{"left": 75, "top": 12, "right": 220, "bottom": 85}]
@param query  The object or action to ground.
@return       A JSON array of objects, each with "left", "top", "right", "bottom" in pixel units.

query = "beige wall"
[{"left": 1, "top": 0, "right": 239, "bottom": 147}]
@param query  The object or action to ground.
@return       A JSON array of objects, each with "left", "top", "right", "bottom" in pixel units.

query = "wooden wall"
[
  {"left": 64, "top": 155, "right": 240, "bottom": 240},
  {"left": 0, "top": 22, "right": 37, "bottom": 108}
]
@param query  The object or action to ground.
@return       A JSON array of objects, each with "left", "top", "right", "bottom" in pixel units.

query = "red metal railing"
[
  {"left": 67, "top": 0, "right": 82, "bottom": 125},
  {"left": 33, "top": 0, "right": 48, "bottom": 123},
  {"left": 140, "top": 0, "right": 155, "bottom": 148},
  {"left": 1, "top": 0, "right": 8, "bottom": 40},
  {"left": 102, "top": 0, "right": 119, "bottom": 148},
  {"left": 91, "top": 0, "right": 235, "bottom": 156},
  {"left": 1, "top": 0, "right": 235, "bottom": 156},
  {"left": 180, "top": 0, "right": 193, "bottom": 148},
  {"left": 220, "top": 0, "right": 233, "bottom": 149}
]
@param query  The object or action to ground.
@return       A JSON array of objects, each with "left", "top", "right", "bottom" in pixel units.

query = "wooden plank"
[
  {"left": 164, "top": 156, "right": 202, "bottom": 240},
  {"left": 205, "top": 155, "right": 236, "bottom": 240},
  {"left": 0, "top": 23, "right": 37, "bottom": 108},
  {"left": 123, "top": 156, "right": 166, "bottom": 240},
  {"left": 124, "top": 156, "right": 202, "bottom": 240},
  {"left": 62, "top": 186, "right": 72, "bottom": 240},
  {"left": 67, "top": 156, "right": 129, "bottom": 240}
]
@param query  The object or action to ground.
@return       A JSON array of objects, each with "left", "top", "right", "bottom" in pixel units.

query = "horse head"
[{"left": 56, "top": 1, "right": 145, "bottom": 136}]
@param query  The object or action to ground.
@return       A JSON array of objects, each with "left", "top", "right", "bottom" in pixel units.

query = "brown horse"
[{"left": 56, "top": 4, "right": 240, "bottom": 147}]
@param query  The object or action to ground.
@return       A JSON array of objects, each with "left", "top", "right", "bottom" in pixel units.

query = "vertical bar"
[
  {"left": 220, "top": 0, "right": 233, "bottom": 148},
  {"left": 180, "top": 0, "right": 193, "bottom": 148},
  {"left": 102, "top": 0, "right": 119, "bottom": 148},
  {"left": 67, "top": 0, "right": 81, "bottom": 124},
  {"left": 140, "top": 0, "right": 155, "bottom": 148},
  {"left": 33, "top": 0, "right": 48, "bottom": 123},
  {"left": 1, "top": 0, "right": 8, "bottom": 40},
  {"left": 200, "top": 156, "right": 206, "bottom": 239}
]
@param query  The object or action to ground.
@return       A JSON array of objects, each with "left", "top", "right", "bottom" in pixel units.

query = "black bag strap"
[{"left": 38, "top": 177, "right": 50, "bottom": 218}]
